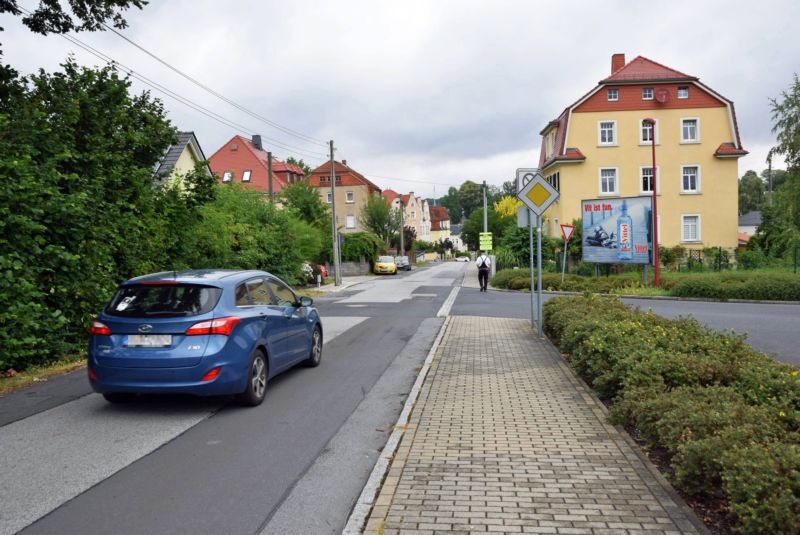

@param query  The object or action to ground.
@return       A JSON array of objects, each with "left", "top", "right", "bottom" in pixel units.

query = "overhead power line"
[{"left": 100, "top": 22, "right": 328, "bottom": 148}]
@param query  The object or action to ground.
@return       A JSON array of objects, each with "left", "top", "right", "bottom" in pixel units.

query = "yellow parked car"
[{"left": 374, "top": 255, "right": 397, "bottom": 275}]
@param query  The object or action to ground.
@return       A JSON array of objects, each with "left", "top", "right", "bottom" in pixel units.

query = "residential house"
[
  {"left": 449, "top": 224, "right": 467, "bottom": 252},
  {"left": 155, "top": 131, "right": 211, "bottom": 183},
  {"left": 208, "top": 135, "right": 288, "bottom": 196},
  {"left": 738, "top": 210, "right": 761, "bottom": 246},
  {"left": 430, "top": 205, "right": 451, "bottom": 244},
  {"left": 307, "top": 159, "right": 381, "bottom": 233},
  {"left": 538, "top": 54, "right": 747, "bottom": 250}
]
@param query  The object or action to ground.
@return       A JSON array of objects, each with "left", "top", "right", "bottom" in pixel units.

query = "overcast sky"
[{"left": 2, "top": 0, "right": 797, "bottom": 198}]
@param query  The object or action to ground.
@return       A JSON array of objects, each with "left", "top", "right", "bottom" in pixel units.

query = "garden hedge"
[{"left": 543, "top": 295, "right": 800, "bottom": 534}]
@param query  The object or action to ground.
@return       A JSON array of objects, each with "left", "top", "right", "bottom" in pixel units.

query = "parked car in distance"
[
  {"left": 374, "top": 255, "right": 397, "bottom": 275},
  {"left": 395, "top": 255, "right": 411, "bottom": 271},
  {"left": 455, "top": 255, "right": 471, "bottom": 262},
  {"left": 88, "top": 269, "right": 322, "bottom": 407}
]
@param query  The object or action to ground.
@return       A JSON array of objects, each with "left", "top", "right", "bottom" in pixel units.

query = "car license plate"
[{"left": 126, "top": 334, "right": 172, "bottom": 347}]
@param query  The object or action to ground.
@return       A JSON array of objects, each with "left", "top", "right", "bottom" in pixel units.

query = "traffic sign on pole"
[
  {"left": 517, "top": 172, "right": 559, "bottom": 216},
  {"left": 479, "top": 232, "right": 493, "bottom": 251},
  {"left": 560, "top": 224, "right": 575, "bottom": 242},
  {"left": 516, "top": 168, "right": 540, "bottom": 194}
]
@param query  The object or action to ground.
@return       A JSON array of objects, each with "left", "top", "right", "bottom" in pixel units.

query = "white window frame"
[
  {"left": 639, "top": 118, "right": 659, "bottom": 145},
  {"left": 346, "top": 191, "right": 355, "bottom": 203},
  {"left": 345, "top": 214, "right": 356, "bottom": 229},
  {"left": 326, "top": 192, "right": 333, "bottom": 204},
  {"left": 680, "top": 117, "right": 700, "bottom": 143},
  {"left": 639, "top": 166, "right": 661, "bottom": 195},
  {"left": 681, "top": 214, "right": 701, "bottom": 243},
  {"left": 642, "top": 87, "right": 654, "bottom": 100},
  {"left": 222, "top": 171, "right": 233, "bottom": 183},
  {"left": 597, "top": 120, "right": 617, "bottom": 146},
  {"left": 242, "top": 170, "right": 252, "bottom": 183},
  {"left": 607, "top": 88, "right": 619, "bottom": 101},
  {"left": 598, "top": 167, "right": 619, "bottom": 196},
  {"left": 410, "top": 211, "right": 416, "bottom": 220},
  {"left": 680, "top": 165, "right": 701, "bottom": 194},
  {"left": 677, "top": 86, "right": 690, "bottom": 99}
]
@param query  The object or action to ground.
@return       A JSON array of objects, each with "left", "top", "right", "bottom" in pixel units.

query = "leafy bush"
[
  {"left": 544, "top": 296, "right": 800, "bottom": 532},
  {"left": 341, "top": 232, "right": 385, "bottom": 262}
]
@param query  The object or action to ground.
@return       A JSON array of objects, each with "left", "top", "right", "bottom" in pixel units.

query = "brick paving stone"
[{"left": 360, "top": 317, "right": 703, "bottom": 534}]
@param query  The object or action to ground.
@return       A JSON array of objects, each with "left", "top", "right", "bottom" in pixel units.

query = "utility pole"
[
  {"left": 767, "top": 148, "right": 774, "bottom": 206},
  {"left": 482, "top": 180, "right": 488, "bottom": 233},
  {"left": 267, "top": 151, "right": 273, "bottom": 204},
  {"left": 399, "top": 203, "right": 405, "bottom": 256},
  {"left": 329, "top": 140, "right": 341, "bottom": 286}
]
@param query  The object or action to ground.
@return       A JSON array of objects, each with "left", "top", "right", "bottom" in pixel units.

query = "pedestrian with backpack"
[{"left": 476, "top": 251, "right": 491, "bottom": 292}]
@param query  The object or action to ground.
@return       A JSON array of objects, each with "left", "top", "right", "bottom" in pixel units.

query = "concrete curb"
[{"left": 341, "top": 316, "right": 452, "bottom": 535}]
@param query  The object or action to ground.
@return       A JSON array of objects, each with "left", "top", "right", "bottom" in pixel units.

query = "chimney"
[
  {"left": 251, "top": 135, "right": 263, "bottom": 151},
  {"left": 611, "top": 53, "right": 625, "bottom": 74},
  {"left": 342, "top": 159, "right": 347, "bottom": 166}
]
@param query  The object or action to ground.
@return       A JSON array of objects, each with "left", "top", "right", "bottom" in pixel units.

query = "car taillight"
[
  {"left": 185, "top": 317, "right": 241, "bottom": 336},
  {"left": 89, "top": 320, "right": 111, "bottom": 336},
  {"left": 88, "top": 368, "right": 98, "bottom": 381},
  {"left": 201, "top": 367, "right": 222, "bottom": 382}
]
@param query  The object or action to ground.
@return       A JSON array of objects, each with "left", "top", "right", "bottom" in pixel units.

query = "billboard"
[{"left": 581, "top": 196, "right": 652, "bottom": 264}]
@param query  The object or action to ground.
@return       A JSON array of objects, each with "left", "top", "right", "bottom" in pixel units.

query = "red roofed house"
[
  {"left": 308, "top": 160, "right": 381, "bottom": 234},
  {"left": 208, "top": 135, "right": 295, "bottom": 197},
  {"left": 538, "top": 54, "right": 746, "bottom": 250},
  {"left": 430, "top": 205, "right": 451, "bottom": 244}
]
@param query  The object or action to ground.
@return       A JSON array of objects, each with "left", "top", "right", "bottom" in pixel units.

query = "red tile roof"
[
  {"left": 308, "top": 160, "right": 382, "bottom": 193},
  {"left": 382, "top": 189, "right": 400, "bottom": 203},
  {"left": 602, "top": 55, "right": 696, "bottom": 83},
  {"left": 429, "top": 205, "right": 450, "bottom": 222},
  {"left": 738, "top": 232, "right": 751, "bottom": 244},
  {"left": 715, "top": 142, "right": 749, "bottom": 157}
]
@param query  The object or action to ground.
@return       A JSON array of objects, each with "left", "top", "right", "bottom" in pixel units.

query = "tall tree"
[
  {"left": 1, "top": 0, "right": 146, "bottom": 39},
  {"left": 286, "top": 156, "right": 312, "bottom": 176},
  {"left": 738, "top": 170, "right": 765, "bottom": 215},
  {"left": 501, "top": 180, "right": 517, "bottom": 196},
  {"left": 771, "top": 73, "right": 800, "bottom": 170},
  {"left": 279, "top": 180, "right": 329, "bottom": 229},
  {"left": 459, "top": 180, "right": 483, "bottom": 219},
  {"left": 439, "top": 186, "right": 462, "bottom": 224},
  {"left": 359, "top": 193, "right": 400, "bottom": 245}
]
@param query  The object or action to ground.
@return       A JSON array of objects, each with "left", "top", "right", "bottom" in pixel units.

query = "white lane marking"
[
  {"left": 0, "top": 397, "right": 213, "bottom": 535},
  {"left": 337, "top": 263, "right": 463, "bottom": 304},
  {"left": 437, "top": 286, "right": 460, "bottom": 317},
  {"left": 321, "top": 316, "right": 368, "bottom": 343},
  {"left": 344, "top": 304, "right": 368, "bottom": 307},
  {"left": 412, "top": 293, "right": 437, "bottom": 298}
]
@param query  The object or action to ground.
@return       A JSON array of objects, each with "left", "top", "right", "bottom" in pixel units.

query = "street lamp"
[{"left": 643, "top": 118, "right": 660, "bottom": 286}]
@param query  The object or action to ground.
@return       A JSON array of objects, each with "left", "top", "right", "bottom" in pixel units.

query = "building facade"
[
  {"left": 538, "top": 54, "right": 747, "bottom": 250},
  {"left": 154, "top": 131, "right": 211, "bottom": 184},
  {"left": 429, "top": 205, "right": 451, "bottom": 244},
  {"left": 308, "top": 160, "right": 381, "bottom": 233},
  {"left": 208, "top": 135, "right": 300, "bottom": 196}
]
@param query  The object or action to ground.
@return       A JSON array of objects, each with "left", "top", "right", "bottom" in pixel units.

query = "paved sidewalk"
[{"left": 359, "top": 316, "right": 704, "bottom": 534}]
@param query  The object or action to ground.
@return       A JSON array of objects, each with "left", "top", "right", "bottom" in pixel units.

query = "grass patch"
[{"left": 0, "top": 355, "right": 85, "bottom": 397}]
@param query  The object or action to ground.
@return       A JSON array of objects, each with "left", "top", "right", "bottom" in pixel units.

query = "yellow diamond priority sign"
[{"left": 517, "top": 171, "right": 559, "bottom": 216}]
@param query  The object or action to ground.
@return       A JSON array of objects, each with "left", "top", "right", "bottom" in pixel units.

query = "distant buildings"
[
  {"left": 155, "top": 131, "right": 211, "bottom": 183},
  {"left": 307, "top": 159, "right": 382, "bottom": 234},
  {"left": 538, "top": 54, "right": 747, "bottom": 249},
  {"left": 208, "top": 134, "right": 303, "bottom": 195}
]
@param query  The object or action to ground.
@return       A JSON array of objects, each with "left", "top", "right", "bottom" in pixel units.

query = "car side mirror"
[{"left": 299, "top": 296, "right": 313, "bottom": 307}]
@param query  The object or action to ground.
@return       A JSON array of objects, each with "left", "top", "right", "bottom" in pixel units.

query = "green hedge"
[
  {"left": 543, "top": 295, "right": 800, "bottom": 534},
  {"left": 491, "top": 268, "right": 800, "bottom": 301}
]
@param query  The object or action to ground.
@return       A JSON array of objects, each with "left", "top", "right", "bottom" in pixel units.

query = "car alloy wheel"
[
  {"left": 237, "top": 350, "right": 267, "bottom": 406},
  {"left": 304, "top": 326, "right": 322, "bottom": 367}
]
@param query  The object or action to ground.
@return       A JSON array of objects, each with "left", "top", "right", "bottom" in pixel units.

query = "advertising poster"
[{"left": 581, "top": 196, "right": 652, "bottom": 264}]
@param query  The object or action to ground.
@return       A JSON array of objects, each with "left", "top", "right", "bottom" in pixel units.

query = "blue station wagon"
[{"left": 88, "top": 270, "right": 322, "bottom": 406}]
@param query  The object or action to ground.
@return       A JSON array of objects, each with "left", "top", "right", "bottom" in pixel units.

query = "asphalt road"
[
  {"left": 2, "top": 262, "right": 797, "bottom": 535},
  {"left": 1, "top": 263, "right": 466, "bottom": 535}
]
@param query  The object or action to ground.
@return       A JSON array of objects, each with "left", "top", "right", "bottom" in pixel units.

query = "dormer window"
[{"left": 607, "top": 88, "right": 619, "bottom": 101}]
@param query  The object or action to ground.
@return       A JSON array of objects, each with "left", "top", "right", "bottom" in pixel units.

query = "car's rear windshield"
[
  {"left": 105, "top": 284, "right": 222, "bottom": 318},
  {"left": 377, "top": 256, "right": 394, "bottom": 263}
]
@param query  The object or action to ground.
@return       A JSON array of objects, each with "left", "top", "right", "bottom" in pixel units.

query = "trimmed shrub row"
[
  {"left": 543, "top": 295, "right": 800, "bottom": 534},
  {"left": 491, "top": 269, "right": 800, "bottom": 301}
]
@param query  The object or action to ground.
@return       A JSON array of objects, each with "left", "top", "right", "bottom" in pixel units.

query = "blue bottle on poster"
[{"left": 617, "top": 199, "right": 633, "bottom": 261}]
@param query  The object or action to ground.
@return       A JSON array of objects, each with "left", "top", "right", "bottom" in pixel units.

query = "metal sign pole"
[
  {"left": 536, "top": 214, "right": 543, "bottom": 338},
  {"left": 528, "top": 209, "right": 535, "bottom": 332}
]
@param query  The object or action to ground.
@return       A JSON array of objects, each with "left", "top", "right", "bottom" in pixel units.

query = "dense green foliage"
[
  {"left": 543, "top": 296, "right": 800, "bottom": 533},
  {"left": 738, "top": 170, "right": 765, "bottom": 215},
  {"left": 358, "top": 193, "right": 400, "bottom": 245},
  {"left": 490, "top": 268, "right": 800, "bottom": 301},
  {"left": 340, "top": 232, "right": 385, "bottom": 261},
  {"left": 0, "top": 61, "right": 327, "bottom": 372}
]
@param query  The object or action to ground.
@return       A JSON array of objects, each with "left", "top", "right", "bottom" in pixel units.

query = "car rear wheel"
[
  {"left": 102, "top": 392, "right": 137, "bottom": 404},
  {"left": 304, "top": 326, "right": 323, "bottom": 367},
  {"left": 237, "top": 349, "right": 267, "bottom": 406}
]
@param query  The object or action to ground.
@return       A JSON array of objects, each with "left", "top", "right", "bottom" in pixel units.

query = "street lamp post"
[{"left": 643, "top": 118, "right": 660, "bottom": 286}]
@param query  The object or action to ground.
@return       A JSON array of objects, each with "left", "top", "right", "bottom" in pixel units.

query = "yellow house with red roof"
[{"left": 539, "top": 54, "right": 747, "bottom": 250}]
